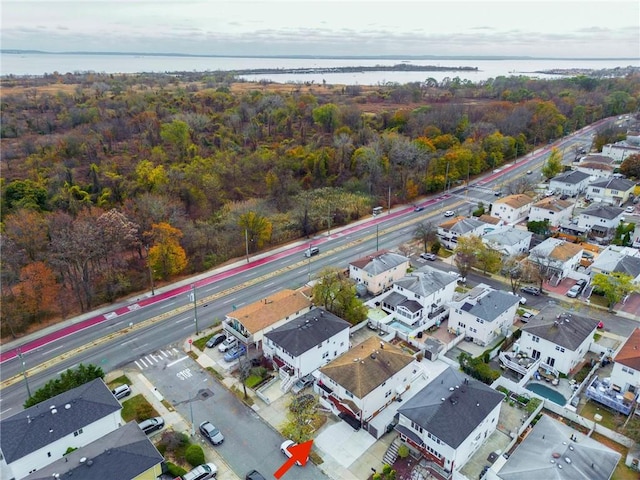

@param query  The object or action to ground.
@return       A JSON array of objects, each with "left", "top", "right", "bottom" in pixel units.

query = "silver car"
[{"left": 199, "top": 421, "right": 224, "bottom": 445}]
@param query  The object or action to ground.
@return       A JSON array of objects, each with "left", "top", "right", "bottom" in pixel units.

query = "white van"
[
  {"left": 304, "top": 246, "right": 319, "bottom": 258},
  {"left": 111, "top": 384, "right": 131, "bottom": 400},
  {"left": 372, "top": 206, "right": 383, "bottom": 216},
  {"left": 181, "top": 463, "right": 218, "bottom": 480}
]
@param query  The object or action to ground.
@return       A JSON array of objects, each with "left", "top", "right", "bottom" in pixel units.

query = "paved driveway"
[{"left": 141, "top": 355, "right": 328, "bottom": 480}]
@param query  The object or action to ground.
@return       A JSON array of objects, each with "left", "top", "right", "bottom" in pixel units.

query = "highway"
[{"left": 0, "top": 117, "right": 619, "bottom": 418}]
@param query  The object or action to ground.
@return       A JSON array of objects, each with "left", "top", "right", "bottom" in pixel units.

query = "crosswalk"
[{"left": 134, "top": 347, "right": 181, "bottom": 370}]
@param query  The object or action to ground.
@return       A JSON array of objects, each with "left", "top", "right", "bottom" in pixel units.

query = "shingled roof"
[
  {"left": 319, "top": 337, "right": 414, "bottom": 398},
  {"left": 522, "top": 312, "right": 599, "bottom": 351},
  {"left": 397, "top": 367, "right": 504, "bottom": 448},
  {"left": 614, "top": 328, "right": 640, "bottom": 371},
  {"left": 494, "top": 194, "right": 534, "bottom": 209},
  {"left": 0, "top": 378, "right": 121, "bottom": 464},
  {"left": 349, "top": 250, "right": 409, "bottom": 275},
  {"left": 393, "top": 266, "right": 457, "bottom": 297}
]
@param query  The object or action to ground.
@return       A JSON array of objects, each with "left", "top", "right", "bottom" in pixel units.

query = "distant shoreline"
[{"left": 2, "top": 50, "right": 638, "bottom": 62}]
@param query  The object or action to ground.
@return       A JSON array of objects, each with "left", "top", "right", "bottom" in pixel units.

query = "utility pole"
[
  {"left": 444, "top": 161, "right": 450, "bottom": 194},
  {"left": 245, "top": 229, "right": 249, "bottom": 263},
  {"left": 191, "top": 283, "right": 199, "bottom": 335},
  {"left": 307, "top": 242, "right": 312, "bottom": 284},
  {"left": 16, "top": 348, "right": 31, "bottom": 399},
  {"left": 327, "top": 204, "right": 332, "bottom": 236},
  {"left": 387, "top": 185, "right": 391, "bottom": 214},
  {"left": 189, "top": 388, "right": 195, "bottom": 436},
  {"left": 376, "top": 224, "right": 379, "bottom": 251}
]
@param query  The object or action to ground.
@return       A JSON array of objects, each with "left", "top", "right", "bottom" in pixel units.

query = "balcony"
[
  {"left": 222, "top": 319, "right": 250, "bottom": 343},
  {"left": 585, "top": 375, "right": 637, "bottom": 415}
]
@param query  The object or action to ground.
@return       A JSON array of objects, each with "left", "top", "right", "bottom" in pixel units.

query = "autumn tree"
[
  {"left": 14, "top": 262, "right": 61, "bottom": 323},
  {"left": 620, "top": 153, "right": 640, "bottom": 179},
  {"left": 238, "top": 211, "right": 273, "bottom": 252},
  {"left": 454, "top": 236, "right": 482, "bottom": 277},
  {"left": 413, "top": 221, "right": 437, "bottom": 252},
  {"left": 591, "top": 272, "right": 637, "bottom": 312},
  {"left": 541, "top": 148, "right": 563, "bottom": 180},
  {"left": 281, "top": 394, "right": 321, "bottom": 443},
  {"left": 312, "top": 267, "right": 367, "bottom": 325},
  {"left": 148, "top": 222, "right": 188, "bottom": 280}
]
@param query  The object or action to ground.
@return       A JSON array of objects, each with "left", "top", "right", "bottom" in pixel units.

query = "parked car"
[
  {"left": 625, "top": 206, "right": 635, "bottom": 213},
  {"left": 576, "top": 278, "right": 588, "bottom": 289},
  {"left": 224, "top": 344, "right": 247, "bottom": 362},
  {"left": 206, "top": 333, "right": 226, "bottom": 348},
  {"left": 420, "top": 252, "right": 436, "bottom": 261},
  {"left": 518, "top": 296, "right": 527, "bottom": 305},
  {"left": 199, "top": 420, "right": 224, "bottom": 445},
  {"left": 444, "top": 210, "right": 455, "bottom": 217},
  {"left": 245, "top": 471, "right": 267, "bottom": 480},
  {"left": 111, "top": 384, "right": 131, "bottom": 400},
  {"left": 566, "top": 284, "right": 582, "bottom": 298},
  {"left": 520, "top": 286, "right": 541, "bottom": 296},
  {"left": 218, "top": 336, "right": 238, "bottom": 352},
  {"left": 526, "top": 170, "right": 532, "bottom": 175},
  {"left": 520, "top": 312, "right": 534, "bottom": 323},
  {"left": 291, "top": 374, "right": 315, "bottom": 394},
  {"left": 181, "top": 463, "right": 218, "bottom": 480},
  {"left": 597, "top": 321, "right": 604, "bottom": 329},
  {"left": 280, "top": 440, "right": 304, "bottom": 466},
  {"left": 138, "top": 416, "right": 164, "bottom": 435}
]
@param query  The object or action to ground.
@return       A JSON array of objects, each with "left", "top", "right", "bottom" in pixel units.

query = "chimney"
[{"left": 380, "top": 342, "right": 384, "bottom": 349}]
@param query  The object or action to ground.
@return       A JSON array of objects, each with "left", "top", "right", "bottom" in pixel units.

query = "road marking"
[
  {"left": 263, "top": 282, "right": 274, "bottom": 288},
  {"left": 105, "top": 312, "right": 117, "bottom": 319},
  {"left": 135, "top": 360, "right": 143, "bottom": 369},
  {"left": 175, "top": 317, "right": 190, "bottom": 323},
  {"left": 145, "top": 355, "right": 154, "bottom": 364},
  {"left": 44, "top": 345, "right": 65, "bottom": 355},
  {"left": 172, "top": 348, "right": 179, "bottom": 354},
  {"left": 160, "top": 350, "right": 169, "bottom": 358},
  {"left": 121, "top": 339, "right": 135, "bottom": 345},
  {"left": 167, "top": 356, "right": 188, "bottom": 368},
  {"left": 1, "top": 408, "right": 12, "bottom": 416},
  {"left": 112, "top": 321, "right": 124, "bottom": 327},
  {"left": 139, "top": 358, "right": 148, "bottom": 368},
  {"left": 133, "top": 343, "right": 148, "bottom": 351}
]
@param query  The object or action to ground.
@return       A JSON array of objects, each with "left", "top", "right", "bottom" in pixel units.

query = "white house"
[
  {"left": 610, "top": 328, "right": 640, "bottom": 401},
  {"left": 263, "top": 308, "right": 350, "bottom": 391},
  {"left": 447, "top": 284, "right": 520, "bottom": 346},
  {"left": 528, "top": 238, "right": 583, "bottom": 280},
  {"left": 528, "top": 197, "right": 574, "bottom": 227},
  {"left": 590, "top": 246, "right": 640, "bottom": 284},
  {"left": 436, "top": 216, "right": 490, "bottom": 250},
  {"left": 395, "top": 367, "right": 504, "bottom": 480},
  {"left": 586, "top": 177, "right": 636, "bottom": 206},
  {"left": 491, "top": 194, "right": 534, "bottom": 225},
  {"left": 577, "top": 204, "right": 624, "bottom": 236},
  {"left": 549, "top": 170, "right": 592, "bottom": 197},
  {"left": 602, "top": 141, "right": 640, "bottom": 162},
  {"left": 0, "top": 379, "right": 123, "bottom": 480},
  {"left": 349, "top": 250, "right": 410, "bottom": 295},
  {"left": 519, "top": 311, "right": 599, "bottom": 375},
  {"left": 315, "top": 336, "right": 417, "bottom": 439},
  {"left": 481, "top": 227, "right": 532, "bottom": 257},
  {"left": 574, "top": 154, "right": 617, "bottom": 179},
  {"left": 379, "top": 265, "right": 458, "bottom": 328}
]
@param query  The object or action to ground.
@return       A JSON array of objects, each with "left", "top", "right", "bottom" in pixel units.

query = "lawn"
[
  {"left": 121, "top": 394, "right": 160, "bottom": 422},
  {"left": 579, "top": 400, "right": 622, "bottom": 430},
  {"left": 107, "top": 374, "right": 130, "bottom": 389},
  {"left": 591, "top": 432, "right": 637, "bottom": 480}
]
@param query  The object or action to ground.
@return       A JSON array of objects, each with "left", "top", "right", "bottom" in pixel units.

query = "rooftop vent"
[
  {"left": 64, "top": 404, "right": 71, "bottom": 410},
  {"left": 449, "top": 387, "right": 454, "bottom": 391},
  {"left": 441, "top": 398, "right": 445, "bottom": 402},
  {"left": 370, "top": 354, "right": 377, "bottom": 360},
  {"left": 51, "top": 408, "right": 57, "bottom": 415},
  {"left": 79, "top": 457, "right": 87, "bottom": 464}
]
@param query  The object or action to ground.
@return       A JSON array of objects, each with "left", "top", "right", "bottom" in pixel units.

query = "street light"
[
  {"left": 191, "top": 283, "right": 199, "bottom": 335},
  {"left": 16, "top": 347, "right": 31, "bottom": 399}
]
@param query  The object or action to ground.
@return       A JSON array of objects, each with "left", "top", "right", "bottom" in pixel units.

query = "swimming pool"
[
  {"left": 526, "top": 382, "right": 567, "bottom": 406},
  {"left": 387, "top": 320, "right": 415, "bottom": 334}
]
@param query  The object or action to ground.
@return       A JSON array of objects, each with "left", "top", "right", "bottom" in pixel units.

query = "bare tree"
[{"left": 413, "top": 221, "right": 437, "bottom": 252}]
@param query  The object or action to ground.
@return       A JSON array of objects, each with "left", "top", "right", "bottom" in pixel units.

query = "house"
[
  {"left": 447, "top": 284, "right": 520, "bottom": 346},
  {"left": 601, "top": 140, "right": 640, "bottom": 162},
  {"left": 222, "top": 289, "right": 313, "bottom": 349},
  {"left": 600, "top": 328, "right": 640, "bottom": 412},
  {"left": 549, "top": 170, "right": 592, "bottom": 197},
  {"left": 315, "top": 336, "right": 417, "bottom": 439},
  {"left": 263, "top": 308, "right": 350, "bottom": 390},
  {"left": 585, "top": 177, "right": 636, "bottom": 206},
  {"left": 349, "top": 250, "right": 410, "bottom": 295},
  {"left": 528, "top": 238, "right": 583, "bottom": 280},
  {"left": 480, "top": 226, "right": 532, "bottom": 257},
  {"left": 395, "top": 367, "right": 504, "bottom": 480},
  {"left": 380, "top": 265, "right": 458, "bottom": 327},
  {"left": 590, "top": 246, "right": 640, "bottom": 284},
  {"left": 477, "top": 214, "right": 502, "bottom": 227},
  {"left": 436, "top": 216, "right": 489, "bottom": 250},
  {"left": 574, "top": 154, "right": 617, "bottom": 179},
  {"left": 577, "top": 204, "right": 624, "bottom": 236},
  {"left": 528, "top": 197, "right": 574, "bottom": 227},
  {"left": 491, "top": 194, "right": 534, "bottom": 225},
  {"left": 519, "top": 311, "right": 599, "bottom": 375},
  {"left": 22, "top": 422, "right": 164, "bottom": 480},
  {"left": 0, "top": 378, "right": 123, "bottom": 480},
  {"left": 496, "top": 414, "right": 620, "bottom": 480}
]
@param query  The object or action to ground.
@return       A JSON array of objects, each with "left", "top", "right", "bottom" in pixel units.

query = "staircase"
[
  {"left": 383, "top": 436, "right": 401, "bottom": 465},
  {"left": 281, "top": 375, "right": 296, "bottom": 393}
]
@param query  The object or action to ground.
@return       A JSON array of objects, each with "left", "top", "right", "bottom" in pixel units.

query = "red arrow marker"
[{"left": 274, "top": 440, "right": 313, "bottom": 479}]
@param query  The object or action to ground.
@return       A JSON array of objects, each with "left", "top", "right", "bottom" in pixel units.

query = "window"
[
  {"left": 531, "top": 335, "right": 539, "bottom": 343},
  {"left": 411, "top": 421, "right": 423, "bottom": 433},
  {"left": 385, "top": 390, "right": 392, "bottom": 398},
  {"left": 47, "top": 452, "right": 51, "bottom": 457},
  {"left": 322, "top": 352, "right": 329, "bottom": 359},
  {"left": 345, "top": 390, "right": 353, "bottom": 398},
  {"left": 555, "top": 346, "right": 565, "bottom": 353},
  {"left": 592, "top": 188, "right": 601, "bottom": 193},
  {"left": 458, "top": 322, "right": 466, "bottom": 328},
  {"left": 476, "top": 318, "right": 484, "bottom": 324},
  {"left": 622, "top": 366, "right": 634, "bottom": 375},
  {"left": 73, "top": 428, "right": 83, "bottom": 436}
]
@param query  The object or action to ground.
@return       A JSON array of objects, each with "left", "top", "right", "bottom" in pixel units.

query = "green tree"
[
  {"left": 312, "top": 104, "right": 340, "bottom": 133},
  {"left": 591, "top": 272, "right": 637, "bottom": 312},
  {"left": 4, "top": 179, "right": 48, "bottom": 211},
  {"left": 24, "top": 364, "right": 104, "bottom": 408},
  {"left": 541, "top": 148, "right": 563, "bottom": 180},
  {"left": 160, "top": 119, "right": 192, "bottom": 160},
  {"left": 312, "top": 267, "right": 367, "bottom": 325},
  {"left": 413, "top": 221, "right": 436, "bottom": 252},
  {"left": 527, "top": 220, "right": 551, "bottom": 236}
]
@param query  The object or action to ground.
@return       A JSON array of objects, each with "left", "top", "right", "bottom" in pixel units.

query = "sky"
[{"left": 1, "top": 0, "right": 639, "bottom": 58}]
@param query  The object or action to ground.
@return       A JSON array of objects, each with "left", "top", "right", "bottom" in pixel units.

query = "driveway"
[{"left": 140, "top": 354, "right": 328, "bottom": 480}]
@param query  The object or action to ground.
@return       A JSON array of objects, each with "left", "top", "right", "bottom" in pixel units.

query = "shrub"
[
  {"left": 497, "top": 386, "right": 509, "bottom": 396},
  {"left": 166, "top": 462, "right": 187, "bottom": 477},
  {"left": 397, "top": 444, "right": 410, "bottom": 459},
  {"left": 185, "top": 444, "right": 205, "bottom": 467}
]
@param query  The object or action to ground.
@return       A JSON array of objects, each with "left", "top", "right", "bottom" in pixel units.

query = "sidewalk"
[{"left": 105, "top": 367, "right": 240, "bottom": 480}]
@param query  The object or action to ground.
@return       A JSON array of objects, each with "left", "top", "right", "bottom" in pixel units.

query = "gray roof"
[
  {"left": 614, "top": 255, "right": 640, "bottom": 278},
  {"left": 482, "top": 227, "right": 532, "bottom": 247},
  {"left": 394, "top": 266, "right": 457, "bottom": 297},
  {"left": 498, "top": 414, "right": 620, "bottom": 480},
  {"left": 449, "top": 218, "right": 485, "bottom": 235},
  {"left": 0, "top": 378, "right": 122, "bottom": 464},
  {"left": 589, "top": 177, "right": 636, "bottom": 191},
  {"left": 461, "top": 290, "right": 520, "bottom": 322},
  {"left": 382, "top": 291, "right": 407, "bottom": 307},
  {"left": 23, "top": 422, "right": 164, "bottom": 480},
  {"left": 522, "top": 312, "right": 599, "bottom": 351},
  {"left": 264, "top": 308, "right": 350, "bottom": 356},
  {"left": 399, "top": 299, "right": 422, "bottom": 313},
  {"left": 581, "top": 204, "right": 624, "bottom": 220},
  {"left": 350, "top": 250, "right": 409, "bottom": 275},
  {"left": 397, "top": 367, "right": 504, "bottom": 448},
  {"left": 551, "top": 170, "right": 591, "bottom": 185}
]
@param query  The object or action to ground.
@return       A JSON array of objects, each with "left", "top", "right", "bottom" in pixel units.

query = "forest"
[{"left": 1, "top": 69, "right": 639, "bottom": 338}]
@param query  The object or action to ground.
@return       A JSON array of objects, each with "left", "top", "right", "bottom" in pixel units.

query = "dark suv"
[
  {"left": 520, "top": 286, "right": 541, "bottom": 296},
  {"left": 246, "top": 471, "right": 267, "bottom": 480}
]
